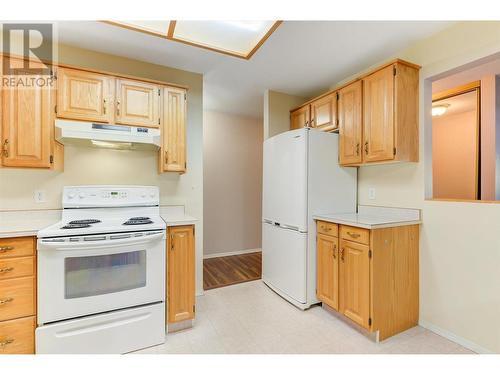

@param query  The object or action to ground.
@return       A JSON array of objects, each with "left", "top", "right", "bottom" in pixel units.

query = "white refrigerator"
[{"left": 262, "top": 128, "right": 357, "bottom": 309}]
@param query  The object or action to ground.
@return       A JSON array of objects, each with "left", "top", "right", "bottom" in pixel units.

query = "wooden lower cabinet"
[
  {"left": 0, "top": 236, "right": 37, "bottom": 354},
  {"left": 316, "top": 221, "right": 419, "bottom": 341},
  {"left": 316, "top": 232, "right": 339, "bottom": 310},
  {"left": 339, "top": 239, "right": 370, "bottom": 329},
  {"left": 167, "top": 225, "right": 195, "bottom": 324}
]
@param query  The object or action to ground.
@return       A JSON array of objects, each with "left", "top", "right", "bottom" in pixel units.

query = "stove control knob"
[
  {"left": 67, "top": 192, "right": 76, "bottom": 199},
  {"left": 79, "top": 192, "right": 86, "bottom": 199},
  {"left": 141, "top": 193, "right": 147, "bottom": 198}
]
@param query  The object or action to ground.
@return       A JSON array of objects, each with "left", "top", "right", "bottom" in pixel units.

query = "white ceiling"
[{"left": 56, "top": 21, "right": 453, "bottom": 118}]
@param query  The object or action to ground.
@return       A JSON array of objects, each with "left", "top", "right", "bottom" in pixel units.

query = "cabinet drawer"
[
  {"left": 317, "top": 221, "right": 338, "bottom": 237},
  {"left": 0, "top": 257, "right": 35, "bottom": 281},
  {"left": 0, "top": 316, "right": 35, "bottom": 354},
  {"left": 340, "top": 225, "right": 370, "bottom": 245},
  {"left": 0, "top": 277, "right": 35, "bottom": 321},
  {"left": 0, "top": 237, "right": 35, "bottom": 259}
]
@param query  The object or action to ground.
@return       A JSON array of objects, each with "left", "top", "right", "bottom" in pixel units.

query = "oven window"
[{"left": 65, "top": 251, "right": 146, "bottom": 299}]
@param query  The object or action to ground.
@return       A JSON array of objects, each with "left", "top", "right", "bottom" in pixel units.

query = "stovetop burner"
[
  {"left": 68, "top": 219, "right": 102, "bottom": 225},
  {"left": 61, "top": 223, "right": 92, "bottom": 229},
  {"left": 123, "top": 218, "right": 154, "bottom": 225},
  {"left": 129, "top": 217, "right": 150, "bottom": 221}
]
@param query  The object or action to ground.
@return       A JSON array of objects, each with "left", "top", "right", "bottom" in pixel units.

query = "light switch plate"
[
  {"left": 368, "top": 187, "right": 376, "bottom": 200},
  {"left": 34, "top": 190, "right": 47, "bottom": 203}
]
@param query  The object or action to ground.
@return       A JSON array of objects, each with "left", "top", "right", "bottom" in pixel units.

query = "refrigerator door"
[
  {"left": 262, "top": 222, "right": 307, "bottom": 304},
  {"left": 263, "top": 129, "right": 308, "bottom": 231}
]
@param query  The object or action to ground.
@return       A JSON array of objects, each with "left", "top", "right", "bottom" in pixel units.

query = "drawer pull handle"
[
  {"left": 0, "top": 246, "right": 14, "bottom": 252},
  {"left": 320, "top": 225, "right": 332, "bottom": 231},
  {"left": 0, "top": 339, "right": 14, "bottom": 348},
  {"left": 0, "top": 297, "right": 14, "bottom": 305},
  {"left": 0, "top": 267, "right": 14, "bottom": 273},
  {"left": 346, "top": 231, "right": 360, "bottom": 238}
]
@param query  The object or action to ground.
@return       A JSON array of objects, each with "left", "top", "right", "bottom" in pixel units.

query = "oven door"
[{"left": 37, "top": 231, "right": 165, "bottom": 325}]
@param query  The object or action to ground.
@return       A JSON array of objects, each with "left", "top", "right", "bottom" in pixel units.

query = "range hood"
[{"left": 55, "top": 119, "right": 161, "bottom": 150}]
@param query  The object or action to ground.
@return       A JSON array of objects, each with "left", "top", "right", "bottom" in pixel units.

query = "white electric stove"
[{"left": 36, "top": 186, "right": 166, "bottom": 354}]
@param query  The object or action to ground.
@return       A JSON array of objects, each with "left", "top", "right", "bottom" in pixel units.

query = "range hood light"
[{"left": 91, "top": 140, "right": 135, "bottom": 150}]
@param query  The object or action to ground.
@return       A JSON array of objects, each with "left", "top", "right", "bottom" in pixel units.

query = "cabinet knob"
[
  {"left": 356, "top": 143, "right": 360, "bottom": 156},
  {"left": 365, "top": 141, "right": 369, "bottom": 155},
  {"left": 0, "top": 339, "right": 14, "bottom": 348},
  {"left": 2, "top": 139, "right": 9, "bottom": 158},
  {"left": 0, "top": 297, "right": 14, "bottom": 305},
  {"left": 333, "top": 244, "right": 337, "bottom": 259},
  {"left": 0, "top": 246, "right": 14, "bottom": 252},
  {"left": 340, "top": 248, "right": 345, "bottom": 262}
]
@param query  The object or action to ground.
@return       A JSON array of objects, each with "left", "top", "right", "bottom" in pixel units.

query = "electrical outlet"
[
  {"left": 34, "top": 190, "right": 46, "bottom": 203},
  {"left": 368, "top": 187, "right": 376, "bottom": 200}
]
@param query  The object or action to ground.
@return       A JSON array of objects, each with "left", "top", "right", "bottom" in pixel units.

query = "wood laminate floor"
[{"left": 203, "top": 252, "right": 262, "bottom": 290}]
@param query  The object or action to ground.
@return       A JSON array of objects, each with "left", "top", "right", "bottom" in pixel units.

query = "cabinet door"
[
  {"left": 167, "top": 225, "right": 195, "bottom": 324},
  {"left": 363, "top": 65, "right": 394, "bottom": 162},
  {"left": 311, "top": 93, "right": 337, "bottom": 131},
  {"left": 290, "top": 105, "right": 310, "bottom": 130},
  {"left": 2, "top": 60, "right": 53, "bottom": 168},
  {"left": 340, "top": 239, "right": 370, "bottom": 329},
  {"left": 161, "top": 87, "right": 186, "bottom": 173},
  {"left": 57, "top": 68, "right": 113, "bottom": 123},
  {"left": 115, "top": 79, "right": 160, "bottom": 128},
  {"left": 338, "top": 81, "right": 362, "bottom": 165},
  {"left": 316, "top": 233, "right": 339, "bottom": 310}
]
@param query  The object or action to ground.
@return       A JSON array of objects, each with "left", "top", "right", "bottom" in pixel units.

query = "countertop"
[
  {"left": 0, "top": 210, "right": 62, "bottom": 238},
  {"left": 0, "top": 205, "right": 197, "bottom": 238},
  {"left": 313, "top": 205, "right": 421, "bottom": 229}
]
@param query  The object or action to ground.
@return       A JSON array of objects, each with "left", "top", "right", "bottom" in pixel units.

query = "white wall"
[
  {"left": 357, "top": 22, "right": 500, "bottom": 353},
  {"left": 0, "top": 43, "right": 205, "bottom": 296},
  {"left": 203, "top": 111, "right": 263, "bottom": 257}
]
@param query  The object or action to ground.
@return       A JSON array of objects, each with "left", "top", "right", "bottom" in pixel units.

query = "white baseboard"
[
  {"left": 203, "top": 248, "right": 261, "bottom": 259},
  {"left": 419, "top": 319, "right": 495, "bottom": 354}
]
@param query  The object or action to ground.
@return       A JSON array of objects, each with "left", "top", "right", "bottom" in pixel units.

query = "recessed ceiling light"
[
  {"left": 432, "top": 104, "right": 450, "bottom": 117},
  {"left": 104, "top": 20, "right": 282, "bottom": 60}
]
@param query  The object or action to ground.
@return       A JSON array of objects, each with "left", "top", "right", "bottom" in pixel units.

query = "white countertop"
[
  {"left": 0, "top": 205, "right": 197, "bottom": 238},
  {"left": 313, "top": 205, "right": 421, "bottom": 229},
  {"left": 0, "top": 210, "right": 62, "bottom": 238},
  {"left": 160, "top": 206, "right": 198, "bottom": 227}
]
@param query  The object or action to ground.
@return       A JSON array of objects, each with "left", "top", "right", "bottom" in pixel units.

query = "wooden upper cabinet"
[
  {"left": 57, "top": 68, "right": 114, "bottom": 123},
  {"left": 362, "top": 65, "right": 394, "bottom": 162},
  {"left": 339, "top": 239, "right": 370, "bottom": 329},
  {"left": 316, "top": 233, "right": 339, "bottom": 310},
  {"left": 338, "top": 81, "right": 363, "bottom": 165},
  {"left": 1, "top": 59, "right": 53, "bottom": 168},
  {"left": 290, "top": 105, "right": 310, "bottom": 130},
  {"left": 115, "top": 79, "right": 160, "bottom": 128},
  {"left": 362, "top": 62, "right": 419, "bottom": 164},
  {"left": 311, "top": 93, "right": 337, "bottom": 131},
  {"left": 161, "top": 87, "right": 187, "bottom": 173},
  {"left": 167, "top": 225, "right": 195, "bottom": 324}
]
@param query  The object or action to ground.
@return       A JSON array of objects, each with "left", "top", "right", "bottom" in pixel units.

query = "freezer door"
[
  {"left": 263, "top": 129, "right": 308, "bottom": 231},
  {"left": 262, "top": 222, "right": 307, "bottom": 304}
]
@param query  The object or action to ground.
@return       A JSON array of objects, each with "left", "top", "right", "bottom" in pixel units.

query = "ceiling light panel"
[{"left": 170, "top": 21, "right": 278, "bottom": 58}]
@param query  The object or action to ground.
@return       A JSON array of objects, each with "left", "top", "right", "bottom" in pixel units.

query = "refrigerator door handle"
[
  {"left": 280, "top": 224, "right": 300, "bottom": 231},
  {"left": 263, "top": 219, "right": 274, "bottom": 225}
]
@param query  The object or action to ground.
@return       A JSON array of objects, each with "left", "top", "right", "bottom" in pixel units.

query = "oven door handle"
[{"left": 38, "top": 232, "right": 165, "bottom": 251}]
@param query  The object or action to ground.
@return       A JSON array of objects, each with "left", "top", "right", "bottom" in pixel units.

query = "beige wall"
[
  {"left": 432, "top": 110, "right": 478, "bottom": 199},
  {"left": 264, "top": 90, "right": 307, "bottom": 139},
  {"left": 0, "top": 42, "right": 205, "bottom": 295},
  {"left": 356, "top": 22, "right": 500, "bottom": 353},
  {"left": 203, "top": 110, "right": 263, "bottom": 257}
]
